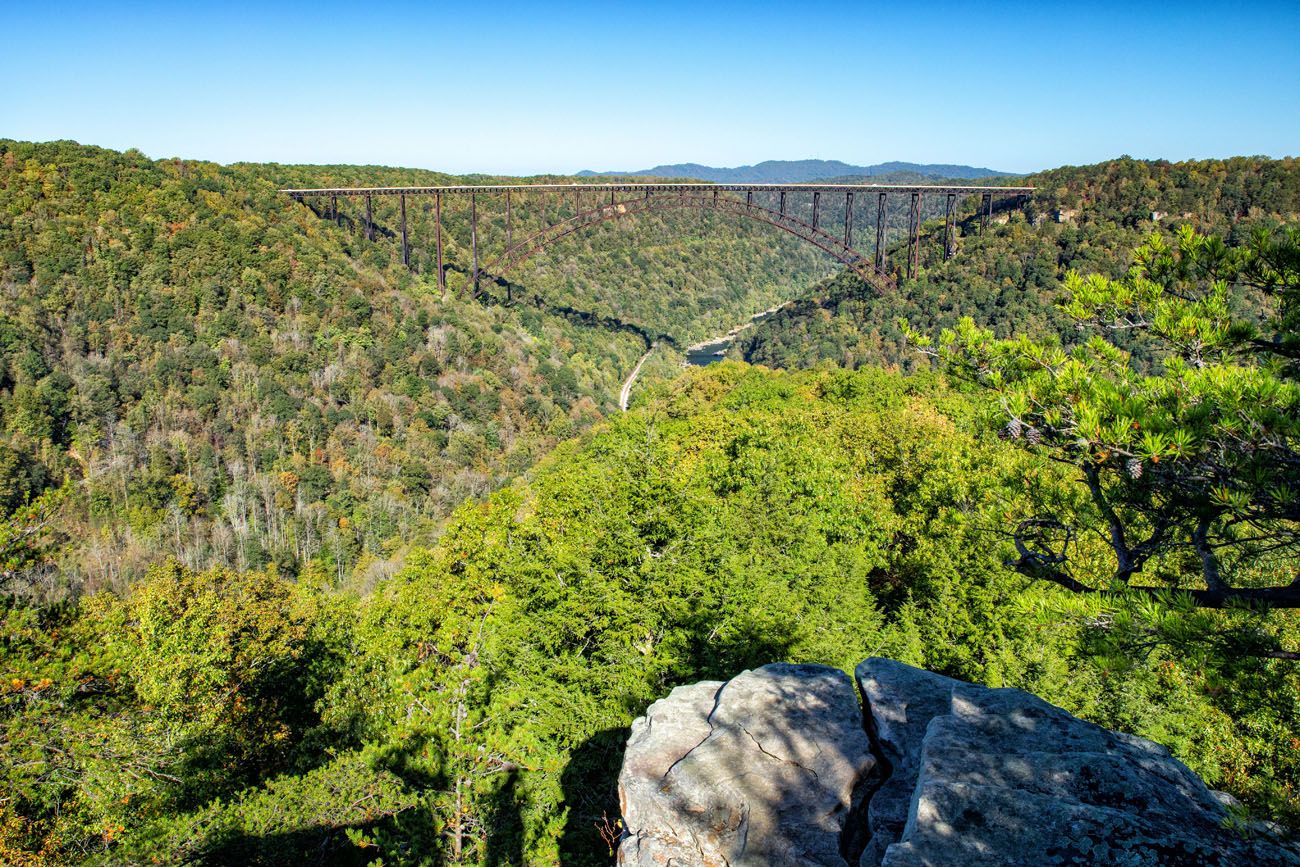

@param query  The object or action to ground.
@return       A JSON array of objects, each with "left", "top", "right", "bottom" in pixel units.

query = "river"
[
  {"left": 619, "top": 301, "right": 789, "bottom": 411},
  {"left": 684, "top": 301, "right": 789, "bottom": 366}
]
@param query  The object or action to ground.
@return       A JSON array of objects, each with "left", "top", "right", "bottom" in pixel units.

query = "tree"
[
  {"left": 905, "top": 226, "right": 1300, "bottom": 625},
  {"left": 0, "top": 486, "right": 66, "bottom": 592}
]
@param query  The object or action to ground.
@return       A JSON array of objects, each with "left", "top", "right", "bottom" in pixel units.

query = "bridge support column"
[
  {"left": 981, "top": 193, "right": 992, "bottom": 235},
  {"left": 609, "top": 189, "right": 615, "bottom": 206},
  {"left": 844, "top": 192, "right": 854, "bottom": 247},
  {"left": 400, "top": 193, "right": 409, "bottom": 268},
  {"left": 780, "top": 191, "right": 786, "bottom": 216},
  {"left": 573, "top": 188, "right": 579, "bottom": 217},
  {"left": 812, "top": 191, "right": 820, "bottom": 230},
  {"left": 875, "top": 192, "right": 887, "bottom": 272},
  {"left": 746, "top": 190, "right": 753, "bottom": 207},
  {"left": 435, "top": 193, "right": 445, "bottom": 293},
  {"left": 907, "top": 191, "right": 921, "bottom": 279},
  {"left": 365, "top": 194, "right": 373, "bottom": 242},
  {"left": 943, "top": 192, "right": 956, "bottom": 260},
  {"left": 506, "top": 190, "right": 512, "bottom": 249},
  {"left": 330, "top": 195, "right": 337, "bottom": 224},
  {"left": 471, "top": 193, "right": 478, "bottom": 294}
]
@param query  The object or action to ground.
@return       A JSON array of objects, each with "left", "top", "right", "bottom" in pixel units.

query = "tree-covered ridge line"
[
  {"left": 0, "top": 138, "right": 837, "bottom": 596},
  {"left": 576, "top": 158, "right": 1016, "bottom": 182},
  {"left": 738, "top": 156, "right": 1300, "bottom": 371}
]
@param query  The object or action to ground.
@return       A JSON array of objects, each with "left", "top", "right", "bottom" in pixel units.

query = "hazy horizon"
[
  {"left": 9, "top": 139, "right": 1294, "bottom": 180},
  {"left": 4, "top": 1, "right": 1298, "bottom": 175}
]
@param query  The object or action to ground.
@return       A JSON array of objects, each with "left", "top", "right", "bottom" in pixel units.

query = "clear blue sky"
[{"left": 4, "top": 1, "right": 1297, "bottom": 175}]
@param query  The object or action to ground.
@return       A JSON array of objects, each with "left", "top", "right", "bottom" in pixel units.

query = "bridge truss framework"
[{"left": 281, "top": 182, "right": 1034, "bottom": 295}]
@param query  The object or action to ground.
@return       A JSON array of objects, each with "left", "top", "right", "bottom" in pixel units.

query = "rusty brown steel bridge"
[{"left": 281, "top": 182, "right": 1034, "bottom": 294}]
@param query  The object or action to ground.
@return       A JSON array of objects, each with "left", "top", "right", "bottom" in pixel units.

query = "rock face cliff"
[{"left": 617, "top": 658, "right": 1299, "bottom": 866}]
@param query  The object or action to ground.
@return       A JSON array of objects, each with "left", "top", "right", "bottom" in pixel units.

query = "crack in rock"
[
  {"left": 618, "top": 664, "right": 873, "bottom": 866},
  {"left": 740, "top": 723, "right": 821, "bottom": 781},
  {"left": 618, "top": 658, "right": 1300, "bottom": 866}
]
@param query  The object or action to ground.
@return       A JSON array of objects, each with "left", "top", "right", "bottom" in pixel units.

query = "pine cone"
[
  {"left": 1024, "top": 426, "right": 1042, "bottom": 445},
  {"left": 1125, "top": 458, "right": 1143, "bottom": 480},
  {"left": 1001, "top": 418, "right": 1023, "bottom": 440}
]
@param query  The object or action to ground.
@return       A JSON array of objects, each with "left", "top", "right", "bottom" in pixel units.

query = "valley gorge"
[{"left": 1, "top": 140, "right": 1297, "bottom": 865}]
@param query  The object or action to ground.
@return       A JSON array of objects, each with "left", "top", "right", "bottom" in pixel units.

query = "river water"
[
  {"left": 684, "top": 303, "right": 786, "bottom": 366},
  {"left": 621, "top": 303, "right": 787, "bottom": 411},
  {"left": 685, "top": 338, "right": 733, "bottom": 366}
]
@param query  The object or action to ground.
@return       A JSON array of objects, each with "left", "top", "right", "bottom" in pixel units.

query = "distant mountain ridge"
[{"left": 576, "top": 159, "right": 1016, "bottom": 183}]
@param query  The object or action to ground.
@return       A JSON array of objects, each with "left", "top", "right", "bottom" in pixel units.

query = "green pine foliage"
[{"left": 902, "top": 224, "right": 1300, "bottom": 662}]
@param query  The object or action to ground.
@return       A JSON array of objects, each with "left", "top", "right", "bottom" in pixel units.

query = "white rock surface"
[
  {"left": 857, "top": 658, "right": 1299, "bottom": 866},
  {"left": 618, "top": 663, "right": 875, "bottom": 866},
  {"left": 617, "top": 657, "right": 1300, "bottom": 866}
]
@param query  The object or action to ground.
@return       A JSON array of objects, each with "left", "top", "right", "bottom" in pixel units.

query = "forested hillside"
[
  {"left": 256, "top": 162, "right": 833, "bottom": 345},
  {"left": 2, "top": 143, "right": 1298, "bottom": 865},
  {"left": 0, "top": 140, "right": 831, "bottom": 595},
  {"left": 739, "top": 157, "right": 1300, "bottom": 369},
  {"left": 3, "top": 364, "right": 1295, "bottom": 864}
]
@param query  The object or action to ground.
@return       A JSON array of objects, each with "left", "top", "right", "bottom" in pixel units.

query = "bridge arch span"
[
  {"left": 281, "top": 182, "right": 1034, "bottom": 293},
  {"left": 480, "top": 192, "right": 894, "bottom": 293}
]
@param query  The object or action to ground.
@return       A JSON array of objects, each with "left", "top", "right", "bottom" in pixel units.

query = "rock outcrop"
[
  {"left": 617, "top": 658, "right": 1299, "bottom": 866},
  {"left": 617, "top": 664, "right": 875, "bottom": 865}
]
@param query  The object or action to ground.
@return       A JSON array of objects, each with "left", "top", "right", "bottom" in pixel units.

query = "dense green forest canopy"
[
  {"left": 3, "top": 364, "right": 1297, "bottom": 864},
  {"left": 0, "top": 140, "right": 836, "bottom": 597},
  {"left": 1, "top": 142, "right": 1298, "bottom": 864}
]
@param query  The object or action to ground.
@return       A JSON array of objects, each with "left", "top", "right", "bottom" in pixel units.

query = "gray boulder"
[
  {"left": 617, "top": 663, "right": 875, "bottom": 866},
  {"left": 616, "top": 658, "right": 1298, "bottom": 866},
  {"left": 855, "top": 658, "right": 968, "bottom": 864},
  {"left": 856, "top": 657, "right": 1299, "bottom": 866}
]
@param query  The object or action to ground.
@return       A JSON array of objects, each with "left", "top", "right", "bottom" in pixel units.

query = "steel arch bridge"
[{"left": 282, "top": 181, "right": 1033, "bottom": 295}]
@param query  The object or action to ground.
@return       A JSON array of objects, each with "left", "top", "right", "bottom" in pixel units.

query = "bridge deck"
[{"left": 281, "top": 182, "right": 1034, "bottom": 197}]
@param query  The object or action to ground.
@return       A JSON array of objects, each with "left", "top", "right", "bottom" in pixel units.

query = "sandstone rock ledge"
[{"left": 617, "top": 658, "right": 1299, "bottom": 867}]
